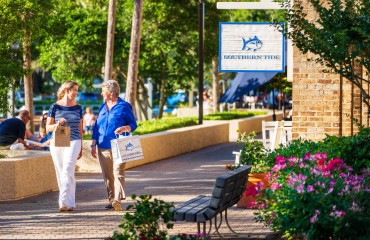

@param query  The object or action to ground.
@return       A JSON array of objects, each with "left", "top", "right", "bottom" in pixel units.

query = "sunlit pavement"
[{"left": 0, "top": 142, "right": 279, "bottom": 240}]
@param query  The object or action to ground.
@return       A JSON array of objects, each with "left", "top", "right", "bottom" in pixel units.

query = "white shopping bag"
[{"left": 111, "top": 134, "right": 144, "bottom": 164}]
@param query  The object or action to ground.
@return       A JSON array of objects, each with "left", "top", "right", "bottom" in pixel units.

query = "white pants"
[{"left": 50, "top": 140, "right": 81, "bottom": 208}]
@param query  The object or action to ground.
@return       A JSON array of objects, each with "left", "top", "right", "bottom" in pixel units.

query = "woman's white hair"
[{"left": 102, "top": 80, "right": 120, "bottom": 97}]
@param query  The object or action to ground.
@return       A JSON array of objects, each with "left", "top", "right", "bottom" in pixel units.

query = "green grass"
[
  {"left": 203, "top": 110, "right": 267, "bottom": 120},
  {"left": 82, "top": 110, "right": 267, "bottom": 139},
  {"left": 136, "top": 117, "right": 198, "bottom": 135},
  {"left": 82, "top": 117, "right": 198, "bottom": 140}
]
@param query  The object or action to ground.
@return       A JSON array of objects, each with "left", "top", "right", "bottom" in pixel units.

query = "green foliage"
[
  {"left": 254, "top": 153, "right": 370, "bottom": 240},
  {"left": 38, "top": 0, "right": 109, "bottom": 85},
  {"left": 83, "top": 117, "right": 199, "bottom": 139},
  {"left": 263, "top": 69, "right": 292, "bottom": 95},
  {"left": 283, "top": 0, "right": 370, "bottom": 105},
  {"left": 203, "top": 110, "right": 267, "bottom": 120},
  {"left": 237, "top": 132, "right": 271, "bottom": 173},
  {"left": 135, "top": 117, "right": 198, "bottom": 135},
  {"left": 112, "top": 194, "right": 174, "bottom": 240},
  {"left": 0, "top": 79, "right": 11, "bottom": 115},
  {"left": 0, "top": 0, "right": 58, "bottom": 114},
  {"left": 269, "top": 127, "right": 370, "bottom": 173},
  {"left": 84, "top": 110, "right": 269, "bottom": 138},
  {"left": 138, "top": 0, "right": 199, "bottom": 117}
]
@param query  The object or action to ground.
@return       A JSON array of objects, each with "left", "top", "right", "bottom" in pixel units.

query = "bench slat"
[
  {"left": 173, "top": 195, "right": 210, "bottom": 221},
  {"left": 174, "top": 195, "right": 206, "bottom": 209},
  {"left": 184, "top": 199, "right": 211, "bottom": 222}
]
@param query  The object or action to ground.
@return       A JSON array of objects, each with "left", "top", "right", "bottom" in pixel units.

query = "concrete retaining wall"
[
  {"left": 76, "top": 112, "right": 282, "bottom": 172},
  {"left": 76, "top": 121, "right": 230, "bottom": 172},
  {"left": 0, "top": 151, "right": 58, "bottom": 201},
  {"left": 0, "top": 111, "right": 283, "bottom": 200}
]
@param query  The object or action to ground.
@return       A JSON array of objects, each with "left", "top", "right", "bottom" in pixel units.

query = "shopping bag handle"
[
  {"left": 56, "top": 119, "right": 68, "bottom": 127},
  {"left": 115, "top": 132, "right": 132, "bottom": 139}
]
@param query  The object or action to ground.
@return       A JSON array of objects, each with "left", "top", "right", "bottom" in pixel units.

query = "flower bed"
[{"left": 251, "top": 152, "right": 370, "bottom": 239}]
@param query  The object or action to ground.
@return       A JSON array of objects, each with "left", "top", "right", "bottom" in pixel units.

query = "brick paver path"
[{"left": 0, "top": 142, "right": 279, "bottom": 239}]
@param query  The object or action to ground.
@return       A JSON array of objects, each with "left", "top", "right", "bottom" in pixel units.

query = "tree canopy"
[
  {"left": 0, "top": 0, "right": 58, "bottom": 123},
  {"left": 284, "top": 0, "right": 370, "bottom": 105}
]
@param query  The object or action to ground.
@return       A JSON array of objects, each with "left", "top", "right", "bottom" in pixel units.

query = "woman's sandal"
[
  {"left": 59, "top": 205, "right": 74, "bottom": 212},
  {"left": 59, "top": 206, "right": 68, "bottom": 212}
]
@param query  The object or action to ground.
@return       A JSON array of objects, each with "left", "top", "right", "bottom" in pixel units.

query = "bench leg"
[
  {"left": 197, "top": 220, "right": 213, "bottom": 237},
  {"left": 214, "top": 212, "right": 225, "bottom": 240},
  {"left": 224, "top": 209, "right": 250, "bottom": 238},
  {"left": 197, "top": 222, "right": 206, "bottom": 235},
  {"left": 209, "top": 209, "right": 251, "bottom": 239}
]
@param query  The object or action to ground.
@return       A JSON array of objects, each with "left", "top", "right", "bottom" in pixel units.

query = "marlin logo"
[
  {"left": 125, "top": 142, "right": 134, "bottom": 151},
  {"left": 242, "top": 36, "right": 263, "bottom": 51}
]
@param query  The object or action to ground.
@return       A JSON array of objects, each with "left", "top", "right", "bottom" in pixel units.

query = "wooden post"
[{"left": 104, "top": 0, "right": 117, "bottom": 81}]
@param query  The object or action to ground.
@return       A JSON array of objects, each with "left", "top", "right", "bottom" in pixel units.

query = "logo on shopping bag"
[{"left": 125, "top": 142, "right": 134, "bottom": 151}]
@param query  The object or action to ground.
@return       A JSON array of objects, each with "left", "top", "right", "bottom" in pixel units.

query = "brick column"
[{"left": 292, "top": 1, "right": 368, "bottom": 141}]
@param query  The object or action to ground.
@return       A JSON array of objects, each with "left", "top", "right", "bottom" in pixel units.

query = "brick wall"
[{"left": 292, "top": 1, "right": 368, "bottom": 141}]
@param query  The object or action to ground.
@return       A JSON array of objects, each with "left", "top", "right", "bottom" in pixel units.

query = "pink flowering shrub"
[{"left": 252, "top": 152, "right": 370, "bottom": 239}]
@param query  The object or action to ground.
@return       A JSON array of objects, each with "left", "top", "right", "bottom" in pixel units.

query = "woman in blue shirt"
[
  {"left": 91, "top": 80, "right": 137, "bottom": 211},
  {"left": 46, "top": 80, "right": 83, "bottom": 212}
]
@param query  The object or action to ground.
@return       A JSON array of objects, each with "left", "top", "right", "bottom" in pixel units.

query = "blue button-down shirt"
[{"left": 92, "top": 98, "right": 137, "bottom": 149}]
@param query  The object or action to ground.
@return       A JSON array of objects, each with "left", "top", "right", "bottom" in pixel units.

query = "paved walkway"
[{"left": 0, "top": 142, "right": 279, "bottom": 240}]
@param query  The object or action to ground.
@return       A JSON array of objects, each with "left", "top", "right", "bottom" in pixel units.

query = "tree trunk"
[
  {"left": 189, "top": 83, "right": 194, "bottom": 108},
  {"left": 158, "top": 78, "right": 166, "bottom": 119},
  {"left": 23, "top": 30, "right": 34, "bottom": 132},
  {"left": 104, "top": 0, "right": 117, "bottom": 82},
  {"left": 126, "top": 0, "right": 144, "bottom": 115},
  {"left": 212, "top": 56, "right": 219, "bottom": 113},
  {"left": 135, "top": 77, "right": 149, "bottom": 121}
]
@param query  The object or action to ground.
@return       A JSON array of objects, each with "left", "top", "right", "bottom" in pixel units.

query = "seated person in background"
[
  {"left": 83, "top": 107, "right": 95, "bottom": 134},
  {"left": 39, "top": 113, "right": 52, "bottom": 150},
  {"left": 26, "top": 112, "right": 51, "bottom": 150},
  {"left": 25, "top": 128, "right": 41, "bottom": 142},
  {"left": 24, "top": 112, "right": 50, "bottom": 143},
  {"left": 0, "top": 110, "right": 33, "bottom": 150}
]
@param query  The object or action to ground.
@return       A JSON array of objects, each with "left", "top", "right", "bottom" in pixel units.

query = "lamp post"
[
  {"left": 272, "top": 89, "right": 276, "bottom": 121},
  {"left": 198, "top": 0, "right": 204, "bottom": 124}
]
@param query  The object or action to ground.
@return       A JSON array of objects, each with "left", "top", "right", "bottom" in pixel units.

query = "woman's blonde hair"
[
  {"left": 101, "top": 80, "right": 120, "bottom": 97},
  {"left": 57, "top": 80, "right": 78, "bottom": 100}
]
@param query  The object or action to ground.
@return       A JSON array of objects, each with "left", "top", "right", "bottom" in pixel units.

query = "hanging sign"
[{"left": 219, "top": 22, "right": 285, "bottom": 72}]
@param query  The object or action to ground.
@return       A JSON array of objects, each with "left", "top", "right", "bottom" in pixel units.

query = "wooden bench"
[{"left": 171, "top": 165, "right": 252, "bottom": 238}]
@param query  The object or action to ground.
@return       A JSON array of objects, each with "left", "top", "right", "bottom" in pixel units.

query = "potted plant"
[{"left": 235, "top": 131, "right": 274, "bottom": 208}]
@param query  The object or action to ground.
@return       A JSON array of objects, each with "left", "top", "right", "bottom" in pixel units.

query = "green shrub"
[
  {"left": 82, "top": 118, "right": 198, "bottom": 140},
  {"left": 253, "top": 153, "right": 370, "bottom": 240},
  {"left": 237, "top": 132, "right": 271, "bottom": 173},
  {"left": 204, "top": 110, "right": 266, "bottom": 120},
  {"left": 323, "top": 127, "right": 370, "bottom": 171},
  {"left": 269, "top": 127, "right": 370, "bottom": 173},
  {"left": 111, "top": 195, "right": 174, "bottom": 240},
  {"left": 82, "top": 110, "right": 268, "bottom": 139},
  {"left": 251, "top": 128, "right": 370, "bottom": 239},
  {"left": 136, "top": 117, "right": 198, "bottom": 135}
]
